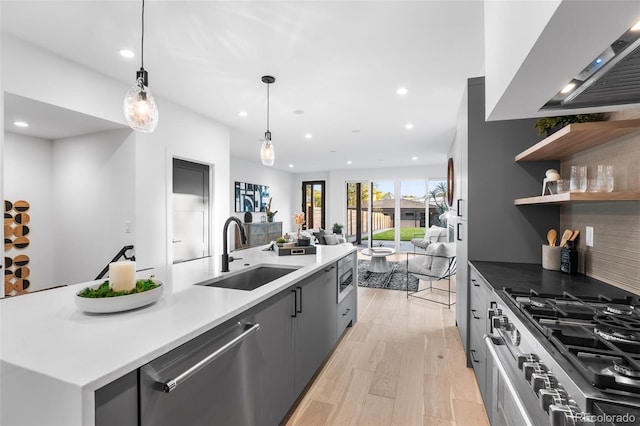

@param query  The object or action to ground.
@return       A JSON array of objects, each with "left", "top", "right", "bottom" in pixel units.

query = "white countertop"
[{"left": 0, "top": 244, "right": 355, "bottom": 426}]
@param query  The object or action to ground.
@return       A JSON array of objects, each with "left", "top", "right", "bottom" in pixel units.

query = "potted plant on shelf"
[
  {"left": 534, "top": 113, "right": 606, "bottom": 137},
  {"left": 332, "top": 222, "right": 344, "bottom": 235},
  {"left": 265, "top": 198, "right": 278, "bottom": 222}
]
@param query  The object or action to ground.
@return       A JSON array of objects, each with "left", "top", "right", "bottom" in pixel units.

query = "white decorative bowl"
[{"left": 75, "top": 281, "right": 164, "bottom": 314}]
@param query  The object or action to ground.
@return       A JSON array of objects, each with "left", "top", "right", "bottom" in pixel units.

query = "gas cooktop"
[{"left": 506, "top": 288, "right": 640, "bottom": 399}]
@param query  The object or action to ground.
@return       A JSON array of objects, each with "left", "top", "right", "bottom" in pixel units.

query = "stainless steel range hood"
[{"left": 542, "top": 23, "right": 640, "bottom": 110}]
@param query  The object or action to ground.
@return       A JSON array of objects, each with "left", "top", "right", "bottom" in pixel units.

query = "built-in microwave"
[{"left": 337, "top": 253, "right": 355, "bottom": 303}]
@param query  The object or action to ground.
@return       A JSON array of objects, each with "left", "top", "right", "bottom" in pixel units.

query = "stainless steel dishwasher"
[{"left": 140, "top": 316, "right": 260, "bottom": 426}]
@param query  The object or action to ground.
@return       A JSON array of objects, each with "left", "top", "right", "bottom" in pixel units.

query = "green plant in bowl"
[{"left": 78, "top": 277, "right": 159, "bottom": 298}]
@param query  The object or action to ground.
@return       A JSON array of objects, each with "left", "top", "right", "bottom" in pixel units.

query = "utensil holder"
[{"left": 542, "top": 245, "right": 561, "bottom": 271}]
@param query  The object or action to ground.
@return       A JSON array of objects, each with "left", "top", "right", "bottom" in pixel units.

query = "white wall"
[
  {"left": 2, "top": 34, "right": 232, "bottom": 285},
  {"left": 4, "top": 133, "right": 54, "bottom": 292},
  {"left": 230, "top": 157, "right": 296, "bottom": 233},
  {"left": 51, "top": 129, "right": 135, "bottom": 286}
]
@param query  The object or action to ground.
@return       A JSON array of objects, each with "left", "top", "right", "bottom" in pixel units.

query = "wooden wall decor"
[{"left": 3, "top": 199, "right": 31, "bottom": 296}]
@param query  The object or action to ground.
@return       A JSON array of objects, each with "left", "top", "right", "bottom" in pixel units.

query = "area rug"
[{"left": 357, "top": 260, "right": 418, "bottom": 291}]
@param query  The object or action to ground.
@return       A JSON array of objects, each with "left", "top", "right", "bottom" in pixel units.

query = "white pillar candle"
[{"left": 109, "top": 261, "right": 136, "bottom": 292}]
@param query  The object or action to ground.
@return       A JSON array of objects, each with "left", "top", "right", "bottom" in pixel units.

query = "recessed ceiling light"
[
  {"left": 405, "top": 123, "right": 414, "bottom": 130},
  {"left": 119, "top": 49, "right": 135, "bottom": 59},
  {"left": 289, "top": 164, "right": 294, "bottom": 168},
  {"left": 632, "top": 19, "right": 640, "bottom": 31},
  {"left": 412, "top": 156, "right": 418, "bottom": 160},
  {"left": 293, "top": 109, "right": 305, "bottom": 115},
  {"left": 238, "top": 111, "right": 247, "bottom": 117},
  {"left": 13, "top": 121, "right": 29, "bottom": 128},
  {"left": 397, "top": 87, "right": 408, "bottom": 96},
  {"left": 561, "top": 83, "right": 576, "bottom": 94},
  {"left": 305, "top": 133, "right": 312, "bottom": 139},
  {"left": 347, "top": 160, "right": 352, "bottom": 165}
]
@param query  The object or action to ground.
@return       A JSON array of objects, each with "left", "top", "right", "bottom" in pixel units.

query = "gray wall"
[{"left": 467, "top": 77, "right": 559, "bottom": 264}]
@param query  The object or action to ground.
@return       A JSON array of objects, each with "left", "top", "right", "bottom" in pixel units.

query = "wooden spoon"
[
  {"left": 546, "top": 229, "right": 557, "bottom": 246},
  {"left": 569, "top": 230, "right": 580, "bottom": 242},
  {"left": 559, "top": 229, "right": 573, "bottom": 247}
]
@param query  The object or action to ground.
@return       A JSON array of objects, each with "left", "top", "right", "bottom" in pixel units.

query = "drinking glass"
[
  {"left": 569, "top": 166, "right": 578, "bottom": 192},
  {"left": 578, "top": 165, "right": 587, "bottom": 192},
  {"left": 605, "top": 165, "right": 614, "bottom": 192},
  {"left": 596, "top": 164, "right": 606, "bottom": 191}
]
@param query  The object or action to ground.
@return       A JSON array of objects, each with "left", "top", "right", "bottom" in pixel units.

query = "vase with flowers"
[{"left": 293, "top": 212, "right": 305, "bottom": 239}]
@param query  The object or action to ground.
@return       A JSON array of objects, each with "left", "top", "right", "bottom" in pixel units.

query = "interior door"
[{"left": 172, "top": 159, "right": 210, "bottom": 263}]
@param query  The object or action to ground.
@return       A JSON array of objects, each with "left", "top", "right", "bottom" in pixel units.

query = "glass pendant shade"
[
  {"left": 261, "top": 132, "right": 275, "bottom": 166},
  {"left": 124, "top": 74, "right": 158, "bottom": 133}
]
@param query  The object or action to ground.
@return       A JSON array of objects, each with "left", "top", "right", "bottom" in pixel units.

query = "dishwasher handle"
[{"left": 158, "top": 322, "right": 260, "bottom": 393}]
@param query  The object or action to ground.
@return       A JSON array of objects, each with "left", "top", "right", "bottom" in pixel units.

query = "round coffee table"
[{"left": 361, "top": 248, "right": 396, "bottom": 273}]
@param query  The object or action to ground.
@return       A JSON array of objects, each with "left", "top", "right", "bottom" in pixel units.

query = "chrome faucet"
[{"left": 222, "top": 216, "right": 247, "bottom": 272}]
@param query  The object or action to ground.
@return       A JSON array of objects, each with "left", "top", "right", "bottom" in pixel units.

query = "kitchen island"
[{"left": 0, "top": 243, "right": 356, "bottom": 426}]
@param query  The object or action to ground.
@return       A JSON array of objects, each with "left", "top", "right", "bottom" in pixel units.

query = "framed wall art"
[{"left": 235, "top": 182, "right": 270, "bottom": 212}]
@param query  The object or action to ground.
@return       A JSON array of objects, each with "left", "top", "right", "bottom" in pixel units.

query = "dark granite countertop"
[{"left": 469, "top": 261, "right": 635, "bottom": 300}]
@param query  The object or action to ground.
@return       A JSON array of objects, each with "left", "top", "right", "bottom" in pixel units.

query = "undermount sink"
[{"left": 197, "top": 264, "right": 301, "bottom": 291}]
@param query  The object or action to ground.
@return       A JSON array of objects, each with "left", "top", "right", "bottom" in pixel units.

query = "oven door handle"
[{"left": 484, "top": 335, "right": 535, "bottom": 426}]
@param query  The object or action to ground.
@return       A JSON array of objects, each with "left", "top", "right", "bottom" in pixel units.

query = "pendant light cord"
[
  {"left": 141, "top": 0, "right": 145, "bottom": 69},
  {"left": 266, "top": 82, "right": 270, "bottom": 133}
]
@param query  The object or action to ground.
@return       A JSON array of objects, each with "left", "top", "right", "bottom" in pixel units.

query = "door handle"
[
  {"left": 456, "top": 199, "right": 463, "bottom": 217},
  {"left": 156, "top": 322, "right": 260, "bottom": 393},
  {"left": 457, "top": 223, "right": 463, "bottom": 241},
  {"left": 296, "top": 286, "right": 302, "bottom": 313},
  {"left": 471, "top": 309, "right": 480, "bottom": 320},
  {"left": 470, "top": 349, "right": 479, "bottom": 363}
]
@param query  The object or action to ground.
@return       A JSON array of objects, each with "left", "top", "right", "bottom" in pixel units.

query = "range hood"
[{"left": 542, "top": 23, "right": 640, "bottom": 110}]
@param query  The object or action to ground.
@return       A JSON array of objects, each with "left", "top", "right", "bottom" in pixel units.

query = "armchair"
[{"left": 406, "top": 241, "right": 456, "bottom": 307}]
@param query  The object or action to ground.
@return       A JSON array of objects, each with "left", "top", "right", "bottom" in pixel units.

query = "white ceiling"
[
  {"left": 2, "top": 1, "right": 486, "bottom": 172},
  {"left": 4, "top": 93, "right": 126, "bottom": 140}
]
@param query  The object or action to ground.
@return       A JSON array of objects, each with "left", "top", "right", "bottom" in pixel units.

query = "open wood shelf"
[
  {"left": 514, "top": 192, "right": 640, "bottom": 205},
  {"left": 515, "top": 119, "right": 640, "bottom": 162}
]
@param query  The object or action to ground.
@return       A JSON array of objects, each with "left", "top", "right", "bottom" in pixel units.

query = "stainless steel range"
[{"left": 486, "top": 287, "right": 640, "bottom": 426}]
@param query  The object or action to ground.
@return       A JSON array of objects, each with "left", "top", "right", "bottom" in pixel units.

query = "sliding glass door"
[
  {"left": 400, "top": 180, "right": 427, "bottom": 252},
  {"left": 370, "top": 180, "right": 395, "bottom": 249}
]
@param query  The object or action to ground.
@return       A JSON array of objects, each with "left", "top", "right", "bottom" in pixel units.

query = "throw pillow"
[
  {"left": 323, "top": 234, "right": 339, "bottom": 245},
  {"left": 313, "top": 230, "right": 326, "bottom": 245},
  {"left": 430, "top": 242, "right": 455, "bottom": 278}
]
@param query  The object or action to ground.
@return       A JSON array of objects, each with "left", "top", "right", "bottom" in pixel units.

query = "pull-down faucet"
[{"left": 222, "top": 216, "right": 247, "bottom": 272}]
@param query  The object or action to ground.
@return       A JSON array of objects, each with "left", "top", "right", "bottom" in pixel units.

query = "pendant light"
[
  {"left": 123, "top": 0, "right": 159, "bottom": 133},
  {"left": 261, "top": 75, "right": 276, "bottom": 166}
]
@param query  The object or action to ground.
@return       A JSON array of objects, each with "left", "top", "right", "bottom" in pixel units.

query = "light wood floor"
[{"left": 286, "top": 252, "right": 489, "bottom": 426}]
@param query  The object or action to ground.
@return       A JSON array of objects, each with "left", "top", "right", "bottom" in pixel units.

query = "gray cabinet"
[
  {"left": 452, "top": 77, "right": 560, "bottom": 366},
  {"left": 254, "top": 288, "right": 295, "bottom": 426},
  {"left": 241, "top": 222, "right": 283, "bottom": 248},
  {"left": 95, "top": 370, "right": 138, "bottom": 426},
  {"left": 294, "top": 264, "right": 338, "bottom": 395},
  {"left": 468, "top": 264, "right": 493, "bottom": 405}
]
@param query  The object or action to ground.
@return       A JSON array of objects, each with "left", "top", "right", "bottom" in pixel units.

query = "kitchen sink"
[{"left": 197, "top": 264, "right": 301, "bottom": 291}]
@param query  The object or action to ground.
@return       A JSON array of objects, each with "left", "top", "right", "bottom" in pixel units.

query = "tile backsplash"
[{"left": 560, "top": 109, "right": 640, "bottom": 295}]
